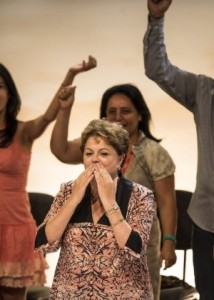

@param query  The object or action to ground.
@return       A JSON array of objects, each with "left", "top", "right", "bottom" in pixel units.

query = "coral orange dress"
[{"left": 0, "top": 139, "right": 47, "bottom": 287}]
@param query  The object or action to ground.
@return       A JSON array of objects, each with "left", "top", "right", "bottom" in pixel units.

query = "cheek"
[
  {"left": 103, "top": 159, "right": 119, "bottom": 170},
  {"left": 83, "top": 157, "right": 90, "bottom": 167}
]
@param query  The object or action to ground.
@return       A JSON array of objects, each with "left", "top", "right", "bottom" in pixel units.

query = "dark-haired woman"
[
  {"left": 0, "top": 57, "right": 96, "bottom": 300},
  {"left": 50, "top": 83, "right": 177, "bottom": 300}
]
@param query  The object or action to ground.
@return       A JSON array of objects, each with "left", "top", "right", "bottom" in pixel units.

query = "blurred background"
[{"left": 1, "top": 0, "right": 214, "bottom": 289}]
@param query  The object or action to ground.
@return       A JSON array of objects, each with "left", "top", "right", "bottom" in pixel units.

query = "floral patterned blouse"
[{"left": 35, "top": 176, "right": 154, "bottom": 299}]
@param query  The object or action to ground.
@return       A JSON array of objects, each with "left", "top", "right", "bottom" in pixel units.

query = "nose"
[
  {"left": 92, "top": 154, "right": 99, "bottom": 163},
  {"left": 114, "top": 110, "right": 122, "bottom": 122}
]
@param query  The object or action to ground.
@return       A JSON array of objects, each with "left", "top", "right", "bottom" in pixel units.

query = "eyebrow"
[{"left": 85, "top": 147, "right": 110, "bottom": 151}]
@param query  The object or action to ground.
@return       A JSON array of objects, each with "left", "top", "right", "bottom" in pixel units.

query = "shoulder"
[
  {"left": 59, "top": 180, "right": 74, "bottom": 192},
  {"left": 55, "top": 180, "right": 75, "bottom": 201},
  {"left": 132, "top": 181, "right": 154, "bottom": 199},
  {"left": 136, "top": 136, "right": 174, "bottom": 162},
  {"left": 14, "top": 120, "right": 33, "bottom": 149},
  {"left": 141, "top": 136, "right": 168, "bottom": 154}
]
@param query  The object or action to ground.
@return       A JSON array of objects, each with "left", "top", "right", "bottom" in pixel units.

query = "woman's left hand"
[
  {"left": 161, "top": 241, "right": 177, "bottom": 269},
  {"left": 58, "top": 85, "right": 76, "bottom": 109},
  {"left": 93, "top": 163, "right": 118, "bottom": 209}
]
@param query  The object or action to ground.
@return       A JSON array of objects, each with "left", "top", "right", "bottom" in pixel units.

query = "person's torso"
[{"left": 0, "top": 138, "right": 32, "bottom": 224}]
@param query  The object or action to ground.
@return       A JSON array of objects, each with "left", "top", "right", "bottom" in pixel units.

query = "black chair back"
[
  {"left": 27, "top": 192, "right": 54, "bottom": 300},
  {"left": 29, "top": 192, "right": 54, "bottom": 226}
]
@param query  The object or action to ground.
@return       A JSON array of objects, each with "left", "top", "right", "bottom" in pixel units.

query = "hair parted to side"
[{"left": 80, "top": 119, "right": 130, "bottom": 156}]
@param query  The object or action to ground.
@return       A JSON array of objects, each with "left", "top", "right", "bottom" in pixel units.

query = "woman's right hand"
[
  {"left": 70, "top": 165, "right": 95, "bottom": 205},
  {"left": 62, "top": 55, "right": 97, "bottom": 87},
  {"left": 57, "top": 55, "right": 97, "bottom": 109}
]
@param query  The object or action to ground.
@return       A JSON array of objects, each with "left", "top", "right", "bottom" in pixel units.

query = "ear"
[{"left": 119, "top": 154, "right": 126, "bottom": 166}]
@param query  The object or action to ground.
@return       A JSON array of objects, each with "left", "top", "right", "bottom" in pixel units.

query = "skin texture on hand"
[
  {"left": 147, "top": 0, "right": 172, "bottom": 18},
  {"left": 58, "top": 86, "right": 76, "bottom": 110},
  {"left": 61, "top": 55, "right": 97, "bottom": 87},
  {"left": 57, "top": 55, "right": 97, "bottom": 109}
]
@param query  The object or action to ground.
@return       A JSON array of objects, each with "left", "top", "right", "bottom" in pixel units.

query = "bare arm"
[
  {"left": 20, "top": 56, "right": 97, "bottom": 148},
  {"left": 51, "top": 86, "right": 83, "bottom": 164},
  {"left": 50, "top": 56, "right": 97, "bottom": 163},
  {"left": 154, "top": 175, "right": 177, "bottom": 269},
  {"left": 50, "top": 88, "right": 82, "bottom": 164}
]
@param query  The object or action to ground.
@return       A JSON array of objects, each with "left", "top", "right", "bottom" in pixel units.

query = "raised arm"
[
  {"left": 144, "top": 0, "right": 197, "bottom": 110},
  {"left": 50, "top": 56, "right": 97, "bottom": 164},
  {"left": 20, "top": 56, "right": 96, "bottom": 148}
]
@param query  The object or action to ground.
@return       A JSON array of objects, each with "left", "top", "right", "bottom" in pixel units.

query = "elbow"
[
  {"left": 50, "top": 142, "right": 60, "bottom": 160},
  {"left": 50, "top": 139, "right": 59, "bottom": 158},
  {"left": 144, "top": 53, "right": 157, "bottom": 80},
  {"left": 50, "top": 140, "right": 67, "bottom": 163},
  {"left": 145, "top": 67, "right": 154, "bottom": 80},
  {"left": 145, "top": 64, "right": 161, "bottom": 82}
]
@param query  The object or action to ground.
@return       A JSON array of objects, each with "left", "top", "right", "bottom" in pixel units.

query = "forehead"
[
  {"left": 106, "top": 93, "right": 135, "bottom": 109},
  {"left": 85, "top": 136, "right": 115, "bottom": 151},
  {"left": 86, "top": 136, "right": 108, "bottom": 146}
]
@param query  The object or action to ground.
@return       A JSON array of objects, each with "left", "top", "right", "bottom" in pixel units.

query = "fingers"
[
  {"left": 81, "top": 164, "right": 95, "bottom": 178},
  {"left": 71, "top": 166, "right": 95, "bottom": 202},
  {"left": 73, "top": 165, "right": 95, "bottom": 191},
  {"left": 84, "top": 55, "right": 97, "bottom": 70},
  {"left": 93, "top": 163, "right": 110, "bottom": 181},
  {"left": 93, "top": 163, "right": 115, "bottom": 192},
  {"left": 62, "top": 55, "right": 97, "bottom": 85},
  {"left": 58, "top": 86, "right": 76, "bottom": 101},
  {"left": 74, "top": 55, "right": 97, "bottom": 73},
  {"left": 162, "top": 256, "right": 177, "bottom": 270},
  {"left": 58, "top": 86, "right": 76, "bottom": 110},
  {"left": 148, "top": 0, "right": 172, "bottom": 17}
]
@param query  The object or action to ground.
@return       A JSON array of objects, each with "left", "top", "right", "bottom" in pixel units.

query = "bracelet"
[
  {"left": 105, "top": 204, "right": 119, "bottom": 217},
  {"left": 111, "top": 218, "right": 125, "bottom": 228},
  {"left": 163, "top": 234, "right": 177, "bottom": 244}
]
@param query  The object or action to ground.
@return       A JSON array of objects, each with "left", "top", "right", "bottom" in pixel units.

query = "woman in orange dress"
[{"left": 0, "top": 57, "right": 96, "bottom": 300}]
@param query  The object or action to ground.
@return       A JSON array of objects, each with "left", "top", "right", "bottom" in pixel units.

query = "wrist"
[
  {"left": 105, "top": 203, "right": 119, "bottom": 217},
  {"left": 148, "top": 14, "right": 164, "bottom": 22},
  {"left": 163, "top": 234, "right": 177, "bottom": 244}
]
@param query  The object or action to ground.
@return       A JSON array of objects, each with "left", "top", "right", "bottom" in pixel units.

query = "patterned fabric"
[
  {"left": 0, "top": 139, "right": 47, "bottom": 287},
  {"left": 36, "top": 178, "right": 154, "bottom": 299},
  {"left": 124, "top": 132, "right": 175, "bottom": 190},
  {"left": 122, "top": 131, "right": 175, "bottom": 300}
]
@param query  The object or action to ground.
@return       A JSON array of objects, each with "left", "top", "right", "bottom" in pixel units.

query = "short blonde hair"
[{"left": 80, "top": 119, "right": 129, "bottom": 156}]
